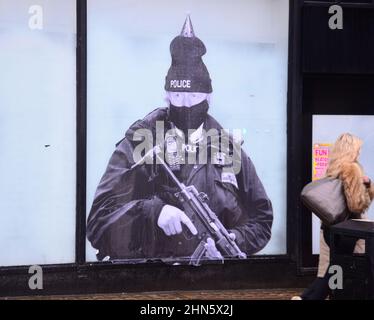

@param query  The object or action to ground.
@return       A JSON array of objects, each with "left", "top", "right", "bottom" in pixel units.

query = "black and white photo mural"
[{"left": 85, "top": 0, "right": 290, "bottom": 264}]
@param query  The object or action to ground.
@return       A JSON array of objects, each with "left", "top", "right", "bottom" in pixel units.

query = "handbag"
[{"left": 301, "top": 177, "right": 349, "bottom": 226}]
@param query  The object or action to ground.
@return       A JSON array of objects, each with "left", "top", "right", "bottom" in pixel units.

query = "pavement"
[{"left": 3, "top": 288, "right": 304, "bottom": 300}]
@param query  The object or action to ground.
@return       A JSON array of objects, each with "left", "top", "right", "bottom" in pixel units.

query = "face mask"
[{"left": 169, "top": 100, "right": 209, "bottom": 132}]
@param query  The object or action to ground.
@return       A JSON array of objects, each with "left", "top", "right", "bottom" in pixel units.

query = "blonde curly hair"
[{"left": 326, "top": 133, "right": 363, "bottom": 178}]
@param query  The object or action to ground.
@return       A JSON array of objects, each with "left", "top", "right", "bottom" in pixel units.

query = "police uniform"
[
  {"left": 87, "top": 15, "right": 273, "bottom": 261},
  {"left": 87, "top": 107, "right": 273, "bottom": 260}
]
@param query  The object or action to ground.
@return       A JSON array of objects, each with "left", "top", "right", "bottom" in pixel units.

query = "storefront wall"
[{"left": 1, "top": 0, "right": 374, "bottom": 296}]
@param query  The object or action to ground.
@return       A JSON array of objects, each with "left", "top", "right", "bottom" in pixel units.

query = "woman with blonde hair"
[{"left": 295, "top": 133, "right": 374, "bottom": 300}]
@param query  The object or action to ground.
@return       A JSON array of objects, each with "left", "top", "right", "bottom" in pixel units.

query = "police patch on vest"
[
  {"left": 170, "top": 80, "right": 191, "bottom": 89},
  {"left": 221, "top": 171, "right": 238, "bottom": 189},
  {"left": 213, "top": 152, "right": 233, "bottom": 167},
  {"left": 214, "top": 152, "right": 226, "bottom": 166}
]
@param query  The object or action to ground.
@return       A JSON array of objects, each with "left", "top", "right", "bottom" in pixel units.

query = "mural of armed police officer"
[{"left": 87, "top": 15, "right": 273, "bottom": 263}]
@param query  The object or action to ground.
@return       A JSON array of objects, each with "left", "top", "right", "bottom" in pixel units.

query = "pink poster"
[{"left": 312, "top": 143, "right": 331, "bottom": 181}]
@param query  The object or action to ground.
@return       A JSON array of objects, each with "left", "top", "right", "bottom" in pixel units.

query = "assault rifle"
[{"left": 131, "top": 146, "right": 247, "bottom": 265}]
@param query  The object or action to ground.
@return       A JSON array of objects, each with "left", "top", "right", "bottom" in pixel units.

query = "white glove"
[
  {"left": 157, "top": 204, "right": 198, "bottom": 236},
  {"left": 204, "top": 233, "right": 236, "bottom": 260}
]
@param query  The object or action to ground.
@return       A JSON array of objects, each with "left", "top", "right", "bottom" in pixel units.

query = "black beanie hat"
[{"left": 165, "top": 15, "right": 212, "bottom": 93}]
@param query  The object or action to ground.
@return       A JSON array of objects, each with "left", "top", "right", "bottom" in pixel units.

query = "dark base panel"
[{"left": 0, "top": 260, "right": 314, "bottom": 297}]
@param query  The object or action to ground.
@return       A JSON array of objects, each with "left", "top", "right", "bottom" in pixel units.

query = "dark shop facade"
[{"left": 0, "top": 0, "right": 374, "bottom": 297}]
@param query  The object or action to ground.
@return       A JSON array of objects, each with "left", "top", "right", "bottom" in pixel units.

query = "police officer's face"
[{"left": 167, "top": 92, "right": 208, "bottom": 107}]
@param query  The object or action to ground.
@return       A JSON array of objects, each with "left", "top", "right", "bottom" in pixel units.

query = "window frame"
[{"left": 0, "top": 0, "right": 313, "bottom": 297}]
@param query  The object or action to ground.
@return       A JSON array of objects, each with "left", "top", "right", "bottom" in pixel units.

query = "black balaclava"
[
  {"left": 169, "top": 99, "right": 209, "bottom": 132},
  {"left": 165, "top": 15, "right": 212, "bottom": 132}
]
